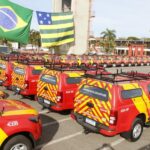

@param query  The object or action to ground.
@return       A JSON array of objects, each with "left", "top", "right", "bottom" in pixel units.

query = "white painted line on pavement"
[
  {"left": 42, "top": 131, "right": 83, "bottom": 149},
  {"left": 110, "top": 127, "right": 147, "bottom": 147},
  {"left": 42, "top": 117, "right": 71, "bottom": 127},
  {"left": 39, "top": 109, "right": 50, "bottom": 114},
  {"left": 110, "top": 138, "right": 125, "bottom": 147},
  {"left": 35, "top": 131, "right": 83, "bottom": 150}
]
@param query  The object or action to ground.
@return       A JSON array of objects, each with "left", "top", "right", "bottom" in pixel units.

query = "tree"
[
  {"left": 127, "top": 36, "right": 140, "bottom": 41},
  {"left": 29, "top": 29, "right": 41, "bottom": 49},
  {"left": 101, "top": 28, "right": 116, "bottom": 53}
]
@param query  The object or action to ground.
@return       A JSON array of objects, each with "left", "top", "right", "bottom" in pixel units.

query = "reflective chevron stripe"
[
  {"left": 74, "top": 78, "right": 112, "bottom": 126},
  {"left": 37, "top": 69, "right": 59, "bottom": 103},
  {"left": 0, "top": 128, "right": 8, "bottom": 145},
  {"left": 12, "top": 64, "right": 26, "bottom": 89}
]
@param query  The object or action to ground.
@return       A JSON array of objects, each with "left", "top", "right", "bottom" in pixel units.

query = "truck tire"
[
  {"left": 120, "top": 118, "right": 143, "bottom": 142},
  {"left": 128, "top": 63, "right": 131, "bottom": 67},
  {"left": 3, "top": 135, "right": 32, "bottom": 150}
]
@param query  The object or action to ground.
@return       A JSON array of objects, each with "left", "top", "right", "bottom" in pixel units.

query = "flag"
[
  {"left": 0, "top": 0, "right": 33, "bottom": 44},
  {"left": 36, "top": 11, "right": 74, "bottom": 47}
]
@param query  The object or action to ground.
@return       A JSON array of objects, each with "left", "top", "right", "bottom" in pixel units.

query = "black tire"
[
  {"left": 3, "top": 135, "right": 32, "bottom": 150},
  {"left": 128, "top": 63, "right": 131, "bottom": 67},
  {"left": 103, "top": 64, "right": 107, "bottom": 68},
  {"left": 121, "top": 63, "right": 124, "bottom": 67},
  {"left": 120, "top": 118, "right": 143, "bottom": 142}
]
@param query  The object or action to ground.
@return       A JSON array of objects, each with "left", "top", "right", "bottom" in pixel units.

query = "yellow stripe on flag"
[
  {"left": 52, "top": 15, "right": 73, "bottom": 21},
  {"left": 41, "top": 30, "right": 74, "bottom": 38},
  {"left": 42, "top": 38, "right": 74, "bottom": 47},
  {"left": 39, "top": 23, "right": 74, "bottom": 30}
]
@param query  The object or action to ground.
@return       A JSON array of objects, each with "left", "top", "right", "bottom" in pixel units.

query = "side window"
[
  {"left": 121, "top": 88, "right": 142, "bottom": 99},
  {"left": 66, "top": 77, "right": 82, "bottom": 84},
  {"left": 32, "top": 69, "right": 42, "bottom": 75},
  {"left": 148, "top": 84, "right": 150, "bottom": 93}
]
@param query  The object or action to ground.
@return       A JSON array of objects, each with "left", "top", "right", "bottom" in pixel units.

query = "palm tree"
[
  {"left": 29, "top": 29, "right": 41, "bottom": 50},
  {"left": 101, "top": 28, "right": 116, "bottom": 53}
]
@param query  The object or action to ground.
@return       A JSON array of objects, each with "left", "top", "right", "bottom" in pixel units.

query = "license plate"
[
  {"left": 16, "top": 87, "right": 20, "bottom": 91},
  {"left": 85, "top": 118, "right": 96, "bottom": 126},
  {"left": 44, "top": 99, "right": 50, "bottom": 105}
]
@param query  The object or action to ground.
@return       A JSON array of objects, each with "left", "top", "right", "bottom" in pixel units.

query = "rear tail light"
[
  {"left": 5, "top": 74, "right": 9, "bottom": 80},
  {"left": 109, "top": 110, "right": 118, "bottom": 125},
  {"left": 70, "top": 111, "right": 76, "bottom": 120},
  {"left": 56, "top": 91, "right": 63, "bottom": 102},
  {"left": 24, "top": 80, "right": 29, "bottom": 88}
]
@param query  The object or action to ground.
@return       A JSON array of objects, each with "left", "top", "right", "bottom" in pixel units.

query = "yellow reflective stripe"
[
  {"left": 121, "top": 83, "right": 138, "bottom": 90},
  {"left": 41, "top": 30, "right": 74, "bottom": 38},
  {"left": 42, "top": 38, "right": 74, "bottom": 47},
  {"left": 79, "top": 106, "right": 89, "bottom": 114},
  {"left": 33, "top": 66, "right": 44, "bottom": 69},
  {"left": 3, "top": 109, "right": 38, "bottom": 116},
  {"left": 40, "top": 23, "right": 74, "bottom": 30},
  {"left": 0, "top": 128, "right": 8, "bottom": 145},
  {"left": 52, "top": 15, "right": 73, "bottom": 21},
  {"left": 66, "top": 72, "right": 84, "bottom": 77}
]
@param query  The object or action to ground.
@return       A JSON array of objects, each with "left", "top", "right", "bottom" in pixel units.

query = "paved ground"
[{"left": 1, "top": 66, "right": 150, "bottom": 150}]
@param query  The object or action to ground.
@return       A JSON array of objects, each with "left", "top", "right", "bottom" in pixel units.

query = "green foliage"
[
  {"left": 29, "top": 29, "right": 41, "bottom": 47},
  {"left": 127, "top": 36, "right": 140, "bottom": 40},
  {"left": 100, "top": 28, "right": 116, "bottom": 53}
]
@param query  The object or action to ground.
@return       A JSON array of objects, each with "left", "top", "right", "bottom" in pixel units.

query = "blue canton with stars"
[{"left": 36, "top": 11, "right": 52, "bottom": 25}]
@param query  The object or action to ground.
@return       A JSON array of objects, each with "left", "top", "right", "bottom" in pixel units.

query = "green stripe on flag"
[
  {"left": 40, "top": 27, "right": 74, "bottom": 34},
  {"left": 42, "top": 34, "right": 74, "bottom": 43},
  {"left": 51, "top": 12, "right": 73, "bottom": 16},
  {"left": 52, "top": 19, "right": 73, "bottom": 25}
]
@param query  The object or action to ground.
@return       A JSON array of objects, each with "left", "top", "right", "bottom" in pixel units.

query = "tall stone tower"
[{"left": 51, "top": 0, "right": 92, "bottom": 55}]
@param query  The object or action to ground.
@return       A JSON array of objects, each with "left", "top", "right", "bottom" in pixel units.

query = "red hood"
[{"left": 0, "top": 100, "right": 38, "bottom": 116}]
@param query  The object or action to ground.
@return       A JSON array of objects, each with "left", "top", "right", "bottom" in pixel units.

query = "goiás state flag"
[
  {"left": 36, "top": 11, "right": 74, "bottom": 47},
  {"left": 0, "top": 0, "right": 33, "bottom": 44}
]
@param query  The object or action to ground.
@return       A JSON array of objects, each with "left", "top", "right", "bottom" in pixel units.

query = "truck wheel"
[
  {"left": 128, "top": 63, "right": 131, "bottom": 67},
  {"left": 103, "top": 64, "right": 107, "bottom": 67},
  {"left": 121, "top": 118, "right": 143, "bottom": 142},
  {"left": 121, "top": 63, "right": 124, "bottom": 67},
  {"left": 135, "top": 63, "right": 138, "bottom": 66},
  {"left": 3, "top": 135, "right": 32, "bottom": 150},
  {"left": 112, "top": 64, "right": 116, "bottom": 67}
]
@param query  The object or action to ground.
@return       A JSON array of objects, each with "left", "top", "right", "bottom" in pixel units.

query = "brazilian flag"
[{"left": 0, "top": 0, "right": 33, "bottom": 44}]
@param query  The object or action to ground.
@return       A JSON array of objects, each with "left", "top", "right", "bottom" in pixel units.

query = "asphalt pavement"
[{"left": 1, "top": 66, "right": 150, "bottom": 150}]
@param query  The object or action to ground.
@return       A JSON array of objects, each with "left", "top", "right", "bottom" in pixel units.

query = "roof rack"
[
  {"left": 84, "top": 69, "right": 150, "bottom": 83},
  {"left": 1, "top": 54, "right": 26, "bottom": 61},
  {"left": 44, "top": 62, "right": 105, "bottom": 72},
  {"left": 18, "top": 59, "right": 45, "bottom": 65}
]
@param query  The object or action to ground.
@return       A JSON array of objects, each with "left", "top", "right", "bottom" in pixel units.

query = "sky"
[{"left": 10, "top": 0, "right": 150, "bottom": 38}]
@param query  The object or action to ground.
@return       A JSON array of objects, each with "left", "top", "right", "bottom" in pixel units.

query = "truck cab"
[{"left": 0, "top": 99, "right": 42, "bottom": 150}]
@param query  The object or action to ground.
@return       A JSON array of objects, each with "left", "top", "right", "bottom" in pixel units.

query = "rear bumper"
[
  {"left": 73, "top": 112, "right": 117, "bottom": 136},
  {"left": 12, "top": 86, "right": 36, "bottom": 95},
  {"left": 38, "top": 96, "right": 65, "bottom": 111},
  {"left": 20, "top": 89, "right": 36, "bottom": 96},
  {"left": 3, "top": 80, "right": 11, "bottom": 87}
]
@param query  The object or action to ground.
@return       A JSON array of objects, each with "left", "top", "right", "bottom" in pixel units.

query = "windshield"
[
  {"left": 0, "top": 64, "right": 6, "bottom": 70},
  {"left": 80, "top": 85, "right": 109, "bottom": 101},
  {"left": 14, "top": 67, "right": 25, "bottom": 75},
  {"left": 41, "top": 74, "right": 57, "bottom": 85}
]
